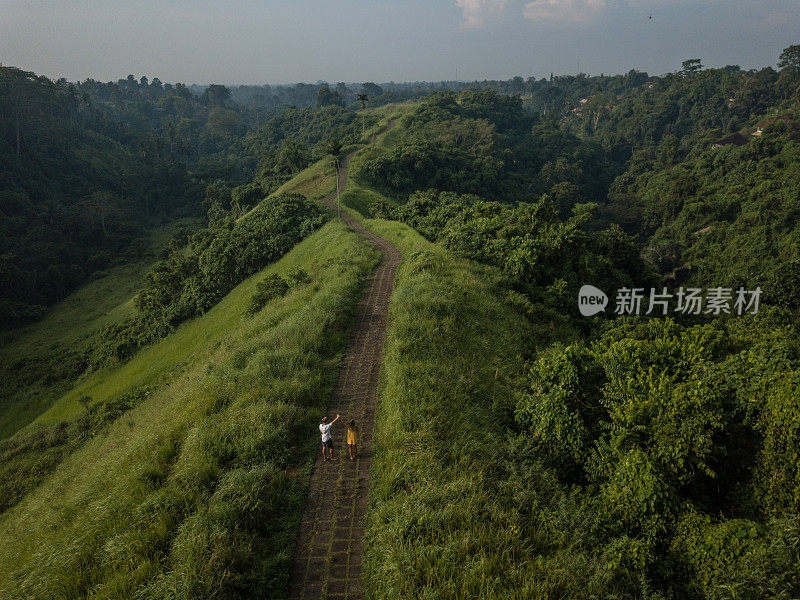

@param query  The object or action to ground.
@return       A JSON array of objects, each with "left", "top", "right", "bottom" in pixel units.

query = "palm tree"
[
  {"left": 327, "top": 140, "right": 344, "bottom": 217},
  {"left": 357, "top": 93, "right": 368, "bottom": 137}
]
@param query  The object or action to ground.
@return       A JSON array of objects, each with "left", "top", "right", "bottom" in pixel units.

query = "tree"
[
  {"left": 0, "top": 67, "right": 37, "bottom": 156},
  {"left": 681, "top": 58, "right": 703, "bottom": 76},
  {"left": 584, "top": 92, "right": 609, "bottom": 132},
  {"left": 327, "top": 140, "right": 344, "bottom": 216},
  {"left": 203, "top": 108, "right": 243, "bottom": 143},
  {"left": 357, "top": 93, "right": 368, "bottom": 137},
  {"left": 203, "top": 181, "right": 232, "bottom": 222},
  {"left": 204, "top": 84, "right": 231, "bottom": 107},
  {"left": 165, "top": 121, "right": 177, "bottom": 163},
  {"left": 362, "top": 82, "right": 383, "bottom": 97},
  {"left": 79, "top": 191, "right": 125, "bottom": 245},
  {"left": 778, "top": 44, "right": 800, "bottom": 71},
  {"left": 534, "top": 85, "right": 564, "bottom": 115},
  {"left": 777, "top": 45, "right": 800, "bottom": 98},
  {"left": 316, "top": 85, "right": 344, "bottom": 108},
  {"left": 277, "top": 139, "right": 310, "bottom": 174}
]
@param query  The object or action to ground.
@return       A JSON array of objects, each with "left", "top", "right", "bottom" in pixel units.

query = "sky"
[{"left": 1, "top": 0, "right": 798, "bottom": 85}]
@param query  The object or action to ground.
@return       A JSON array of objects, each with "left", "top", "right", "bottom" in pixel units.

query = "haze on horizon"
[{"left": 2, "top": 0, "right": 798, "bottom": 85}]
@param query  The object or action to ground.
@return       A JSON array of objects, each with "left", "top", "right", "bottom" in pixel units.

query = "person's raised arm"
[{"left": 333, "top": 414, "right": 340, "bottom": 424}]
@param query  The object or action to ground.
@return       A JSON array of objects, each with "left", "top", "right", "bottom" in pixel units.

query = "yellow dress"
[{"left": 347, "top": 428, "right": 357, "bottom": 445}]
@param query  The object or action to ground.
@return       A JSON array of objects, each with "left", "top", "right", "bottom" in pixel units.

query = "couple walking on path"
[{"left": 319, "top": 414, "right": 358, "bottom": 461}]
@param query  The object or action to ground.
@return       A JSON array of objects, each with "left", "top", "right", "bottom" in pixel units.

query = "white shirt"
[{"left": 319, "top": 423, "right": 333, "bottom": 442}]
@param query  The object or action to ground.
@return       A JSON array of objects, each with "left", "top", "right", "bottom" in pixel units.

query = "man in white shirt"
[{"left": 319, "top": 414, "right": 340, "bottom": 461}]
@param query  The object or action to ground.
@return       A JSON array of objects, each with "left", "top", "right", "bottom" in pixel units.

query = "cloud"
[
  {"left": 455, "top": 0, "right": 510, "bottom": 29},
  {"left": 523, "top": 0, "right": 607, "bottom": 26},
  {"left": 454, "top": 0, "right": 698, "bottom": 30}
]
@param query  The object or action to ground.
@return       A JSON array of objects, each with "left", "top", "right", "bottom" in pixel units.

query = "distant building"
[
  {"left": 711, "top": 133, "right": 748, "bottom": 148},
  {"left": 751, "top": 116, "right": 792, "bottom": 136},
  {"left": 693, "top": 225, "right": 713, "bottom": 236}
]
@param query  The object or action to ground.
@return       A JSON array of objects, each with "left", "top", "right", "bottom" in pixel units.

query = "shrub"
[
  {"left": 514, "top": 311, "right": 800, "bottom": 597},
  {"left": 88, "top": 194, "right": 327, "bottom": 367},
  {"left": 285, "top": 267, "right": 310, "bottom": 286},
  {"left": 247, "top": 274, "right": 290, "bottom": 315},
  {"left": 367, "top": 198, "right": 395, "bottom": 219}
]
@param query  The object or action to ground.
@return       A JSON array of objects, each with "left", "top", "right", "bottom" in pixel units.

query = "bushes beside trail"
[
  {"left": 364, "top": 218, "right": 800, "bottom": 599},
  {"left": 89, "top": 194, "right": 327, "bottom": 366}
]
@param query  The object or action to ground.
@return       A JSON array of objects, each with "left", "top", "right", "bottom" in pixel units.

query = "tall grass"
[
  {"left": 360, "top": 220, "right": 588, "bottom": 600},
  {"left": 363, "top": 220, "right": 530, "bottom": 599},
  {"left": 0, "top": 221, "right": 379, "bottom": 599}
]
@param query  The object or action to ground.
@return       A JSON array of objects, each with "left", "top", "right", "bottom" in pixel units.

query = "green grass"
[
  {"left": 238, "top": 154, "right": 340, "bottom": 224},
  {"left": 361, "top": 220, "right": 532, "bottom": 599},
  {"left": 375, "top": 117, "right": 405, "bottom": 150},
  {"left": 343, "top": 112, "right": 410, "bottom": 212},
  {"left": 0, "top": 218, "right": 202, "bottom": 439},
  {"left": 339, "top": 187, "right": 392, "bottom": 217},
  {"left": 359, "top": 218, "right": 583, "bottom": 599},
  {"left": 273, "top": 156, "right": 337, "bottom": 200},
  {"left": 238, "top": 103, "right": 414, "bottom": 224},
  {"left": 0, "top": 220, "right": 379, "bottom": 599},
  {"left": 356, "top": 102, "right": 412, "bottom": 146}
]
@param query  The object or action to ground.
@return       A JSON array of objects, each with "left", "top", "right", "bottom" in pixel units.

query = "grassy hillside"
[
  {"left": 0, "top": 220, "right": 379, "bottom": 598},
  {"left": 237, "top": 102, "right": 410, "bottom": 224},
  {"left": 0, "top": 218, "right": 201, "bottom": 439},
  {"left": 337, "top": 115, "right": 409, "bottom": 218},
  {"left": 273, "top": 156, "right": 338, "bottom": 200},
  {"left": 351, "top": 216, "right": 577, "bottom": 599},
  {"left": 5, "top": 74, "right": 797, "bottom": 599},
  {"left": 336, "top": 127, "right": 567, "bottom": 600}
]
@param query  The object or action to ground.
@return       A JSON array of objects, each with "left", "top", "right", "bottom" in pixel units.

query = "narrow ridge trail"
[{"left": 290, "top": 124, "right": 400, "bottom": 600}]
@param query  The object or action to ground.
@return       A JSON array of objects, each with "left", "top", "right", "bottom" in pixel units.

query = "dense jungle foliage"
[
  {"left": 1, "top": 68, "right": 373, "bottom": 328},
  {"left": 1, "top": 66, "right": 368, "bottom": 450},
  {"left": 356, "top": 48, "right": 800, "bottom": 312},
  {"left": 0, "top": 67, "right": 203, "bottom": 326},
  {"left": 513, "top": 311, "right": 800, "bottom": 597},
  {"left": 356, "top": 46, "right": 800, "bottom": 599},
  {"left": 393, "top": 189, "right": 653, "bottom": 316},
  {"left": 356, "top": 90, "right": 616, "bottom": 205}
]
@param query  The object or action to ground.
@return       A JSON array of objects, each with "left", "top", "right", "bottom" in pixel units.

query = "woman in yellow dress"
[{"left": 346, "top": 419, "right": 358, "bottom": 460}]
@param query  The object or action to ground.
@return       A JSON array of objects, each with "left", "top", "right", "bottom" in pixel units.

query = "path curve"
[{"left": 290, "top": 124, "right": 400, "bottom": 600}]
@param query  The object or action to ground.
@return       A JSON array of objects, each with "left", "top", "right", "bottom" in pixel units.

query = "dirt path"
[{"left": 290, "top": 125, "right": 400, "bottom": 600}]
